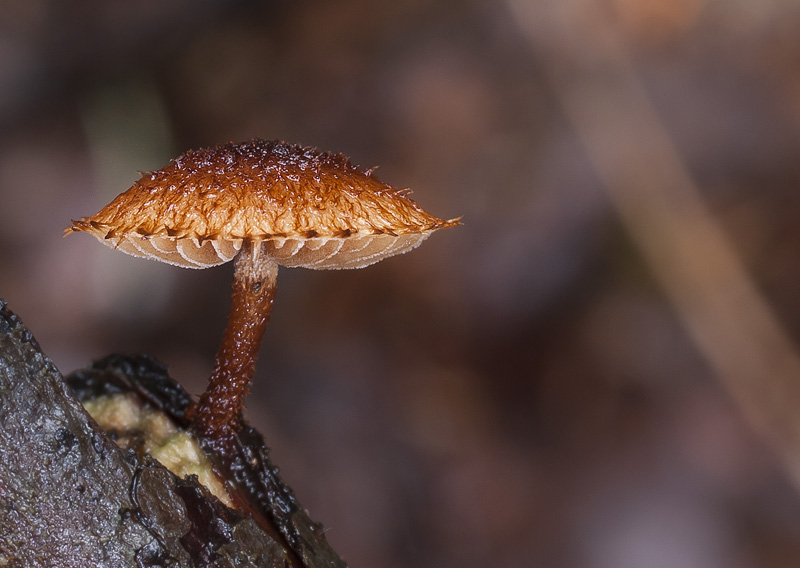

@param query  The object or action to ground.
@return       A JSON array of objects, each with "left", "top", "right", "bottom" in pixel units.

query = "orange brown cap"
[{"left": 67, "top": 139, "right": 460, "bottom": 270}]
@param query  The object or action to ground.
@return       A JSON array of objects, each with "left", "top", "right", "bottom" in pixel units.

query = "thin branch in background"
[{"left": 509, "top": 0, "right": 800, "bottom": 490}]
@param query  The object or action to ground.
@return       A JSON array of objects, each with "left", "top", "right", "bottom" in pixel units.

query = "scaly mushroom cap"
[{"left": 68, "top": 139, "right": 459, "bottom": 269}]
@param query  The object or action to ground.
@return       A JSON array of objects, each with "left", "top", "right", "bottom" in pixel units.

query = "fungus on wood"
[
  {"left": 67, "top": 139, "right": 459, "bottom": 450},
  {"left": 0, "top": 299, "right": 346, "bottom": 567}
]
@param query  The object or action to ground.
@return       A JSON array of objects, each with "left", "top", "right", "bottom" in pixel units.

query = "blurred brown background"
[{"left": 3, "top": 0, "right": 800, "bottom": 566}]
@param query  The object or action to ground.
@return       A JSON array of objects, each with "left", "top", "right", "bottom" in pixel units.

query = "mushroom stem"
[{"left": 193, "top": 240, "right": 279, "bottom": 441}]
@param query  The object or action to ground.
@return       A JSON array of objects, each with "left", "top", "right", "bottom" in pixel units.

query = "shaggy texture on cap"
[{"left": 68, "top": 139, "right": 459, "bottom": 269}]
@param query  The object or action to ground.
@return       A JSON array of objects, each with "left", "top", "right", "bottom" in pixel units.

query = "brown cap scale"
[{"left": 68, "top": 139, "right": 459, "bottom": 445}]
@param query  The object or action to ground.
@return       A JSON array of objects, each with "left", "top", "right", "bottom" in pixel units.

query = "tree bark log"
[{"left": 0, "top": 299, "right": 347, "bottom": 568}]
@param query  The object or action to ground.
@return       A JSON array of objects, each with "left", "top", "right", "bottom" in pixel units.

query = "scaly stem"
[{"left": 193, "top": 240, "right": 278, "bottom": 442}]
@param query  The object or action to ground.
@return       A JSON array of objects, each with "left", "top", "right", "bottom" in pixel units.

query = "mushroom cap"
[{"left": 67, "top": 140, "right": 459, "bottom": 269}]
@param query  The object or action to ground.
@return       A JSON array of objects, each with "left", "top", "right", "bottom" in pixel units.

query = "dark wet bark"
[{"left": 0, "top": 299, "right": 347, "bottom": 568}]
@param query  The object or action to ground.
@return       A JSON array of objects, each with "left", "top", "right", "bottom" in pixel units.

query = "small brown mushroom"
[{"left": 68, "top": 139, "right": 459, "bottom": 445}]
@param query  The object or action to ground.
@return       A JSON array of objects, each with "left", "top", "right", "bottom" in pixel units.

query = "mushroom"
[{"left": 67, "top": 139, "right": 459, "bottom": 445}]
